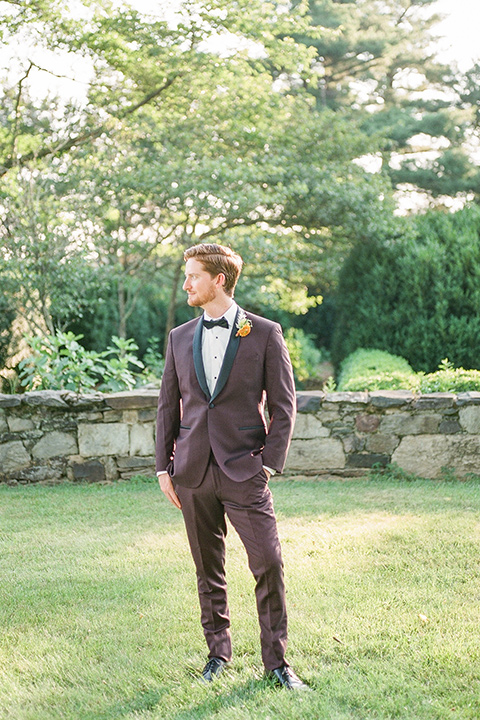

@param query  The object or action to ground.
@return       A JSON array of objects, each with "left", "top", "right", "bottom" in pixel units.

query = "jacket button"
[{"left": 209, "top": 402, "right": 215, "bottom": 409}]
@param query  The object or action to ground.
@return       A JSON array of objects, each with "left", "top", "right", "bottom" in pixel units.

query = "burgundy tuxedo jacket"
[{"left": 155, "top": 309, "right": 296, "bottom": 487}]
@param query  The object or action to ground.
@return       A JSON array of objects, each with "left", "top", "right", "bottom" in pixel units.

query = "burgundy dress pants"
[{"left": 175, "top": 459, "right": 288, "bottom": 671}]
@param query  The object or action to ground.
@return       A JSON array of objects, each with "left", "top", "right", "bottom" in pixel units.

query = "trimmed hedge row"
[{"left": 337, "top": 349, "right": 480, "bottom": 393}]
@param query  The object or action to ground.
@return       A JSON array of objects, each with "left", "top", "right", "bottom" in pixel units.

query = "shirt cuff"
[{"left": 263, "top": 465, "right": 276, "bottom": 476}]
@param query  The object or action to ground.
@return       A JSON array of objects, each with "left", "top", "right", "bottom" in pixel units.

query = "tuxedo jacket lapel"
[{"left": 193, "top": 318, "right": 210, "bottom": 399}]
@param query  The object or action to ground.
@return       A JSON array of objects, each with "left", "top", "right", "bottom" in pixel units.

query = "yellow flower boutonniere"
[{"left": 236, "top": 313, "right": 252, "bottom": 338}]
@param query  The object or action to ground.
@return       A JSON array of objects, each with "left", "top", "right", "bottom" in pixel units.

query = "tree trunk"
[
  {"left": 117, "top": 277, "right": 127, "bottom": 339},
  {"left": 164, "top": 259, "right": 184, "bottom": 356}
]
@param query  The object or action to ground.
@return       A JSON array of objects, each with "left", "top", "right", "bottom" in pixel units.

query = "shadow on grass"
[
  {"left": 83, "top": 687, "right": 169, "bottom": 720},
  {"left": 84, "top": 679, "right": 276, "bottom": 720},
  {"left": 171, "top": 678, "right": 273, "bottom": 720}
]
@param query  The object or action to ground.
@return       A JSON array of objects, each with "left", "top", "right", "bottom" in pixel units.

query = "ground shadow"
[
  {"left": 82, "top": 687, "right": 169, "bottom": 720},
  {"left": 171, "top": 678, "right": 275, "bottom": 720}
]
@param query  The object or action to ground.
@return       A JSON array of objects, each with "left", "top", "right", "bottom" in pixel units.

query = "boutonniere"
[{"left": 236, "top": 312, "right": 252, "bottom": 337}]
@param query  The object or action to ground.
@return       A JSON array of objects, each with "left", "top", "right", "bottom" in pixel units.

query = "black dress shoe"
[
  {"left": 268, "top": 664, "right": 309, "bottom": 690},
  {"left": 201, "top": 657, "right": 226, "bottom": 683}
]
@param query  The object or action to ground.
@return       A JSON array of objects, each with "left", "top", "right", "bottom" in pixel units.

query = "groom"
[{"left": 156, "top": 243, "right": 307, "bottom": 690}]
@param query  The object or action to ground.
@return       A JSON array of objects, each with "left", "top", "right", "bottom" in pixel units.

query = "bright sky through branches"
[
  {"left": 434, "top": 0, "right": 480, "bottom": 69},
  {"left": 1, "top": 1, "right": 479, "bottom": 102}
]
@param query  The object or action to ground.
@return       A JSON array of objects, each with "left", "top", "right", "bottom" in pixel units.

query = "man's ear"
[{"left": 215, "top": 272, "right": 226, "bottom": 289}]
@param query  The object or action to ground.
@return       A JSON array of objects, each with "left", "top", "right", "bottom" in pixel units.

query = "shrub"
[
  {"left": 332, "top": 205, "right": 480, "bottom": 372},
  {"left": 19, "top": 332, "right": 145, "bottom": 395},
  {"left": 99, "top": 336, "right": 145, "bottom": 392},
  {"left": 339, "top": 371, "right": 420, "bottom": 392},
  {"left": 419, "top": 358, "right": 480, "bottom": 393},
  {"left": 337, "top": 350, "right": 480, "bottom": 393},
  {"left": 337, "top": 348, "right": 416, "bottom": 390},
  {"left": 140, "top": 336, "right": 165, "bottom": 387},
  {"left": 0, "top": 288, "right": 15, "bottom": 369},
  {"left": 284, "top": 327, "right": 325, "bottom": 386}
]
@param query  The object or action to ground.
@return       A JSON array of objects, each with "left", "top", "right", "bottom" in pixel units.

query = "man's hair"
[{"left": 184, "top": 243, "right": 243, "bottom": 296}]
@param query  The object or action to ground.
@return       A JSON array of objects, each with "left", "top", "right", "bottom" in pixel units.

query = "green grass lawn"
[{"left": 1, "top": 476, "right": 479, "bottom": 720}]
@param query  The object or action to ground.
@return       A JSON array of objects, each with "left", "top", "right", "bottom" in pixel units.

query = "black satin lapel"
[
  {"left": 193, "top": 318, "right": 210, "bottom": 399},
  {"left": 210, "top": 309, "right": 241, "bottom": 402}
]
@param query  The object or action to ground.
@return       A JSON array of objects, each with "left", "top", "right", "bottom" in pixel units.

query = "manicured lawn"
[{"left": 1, "top": 476, "right": 479, "bottom": 719}]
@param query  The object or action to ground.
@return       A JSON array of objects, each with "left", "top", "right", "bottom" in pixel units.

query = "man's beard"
[{"left": 187, "top": 286, "right": 217, "bottom": 307}]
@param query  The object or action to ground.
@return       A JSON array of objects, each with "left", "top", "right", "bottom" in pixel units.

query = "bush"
[
  {"left": 337, "top": 348, "right": 416, "bottom": 390},
  {"left": 419, "top": 358, "right": 480, "bottom": 393},
  {"left": 337, "top": 349, "right": 480, "bottom": 393},
  {"left": 140, "top": 337, "right": 165, "bottom": 387},
  {"left": 332, "top": 205, "right": 480, "bottom": 372},
  {"left": 284, "top": 328, "right": 325, "bottom": 386},
  {"left": 339, "top": 371, "right": 420, "bottom": 392},
  {"left": 0, "top": 294, "right": 15, "bottom": 369},
  {"left": 18, "top": 332, "right": 148, "bottom": 395}
]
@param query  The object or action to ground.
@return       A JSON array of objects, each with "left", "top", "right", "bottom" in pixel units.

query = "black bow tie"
[{"left": 203, "top": 317, "right": 229, "bottom": 330}]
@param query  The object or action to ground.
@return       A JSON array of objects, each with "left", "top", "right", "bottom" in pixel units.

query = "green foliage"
[
  {"left": 19, "top": 333, "right": 103, "bottom": 394},
  {"left": 0, "top": 283, "right": 15, "bottom": 367},
  {"left": 140, "top": 337, "right": 165, "bottom": 387},
  {"left": 0, "top": 0, "right": 319, "bottom": 176},
  {"left": 337, "top": 350, "right": 480, "bottom": 393},
  {"left": 0, "top": 0, "right": 394, "bottom": 355},
  {"left": 3, "top": 0, "right": 479, "bottom": 376},
  {"left": 99, "top": 336, "right": 145, "bottom": 393},
  {"left": 284, "top": 327, "right": 325, "bottom": 386},
  {"left": 340, "top": 371, "right": 420, "bottom": 393},
  {"left": 370, "top": 461, "right": 480, "bottom": 484},
  {"left": 368, "top": 462, "right": 421, "bottom": 483},
  {"left": 338, "top": 348, "right": 414, "bottom": 385},
  {"left": 0, "top": 171, "right": 102, "bottom": 336},
  {"left": 18, "top": 332, "right": 146, "bottom": 394},
  {"left": 419, "top": 358, "right": 480, "bottom": 393},
  {"left": 333, "top": 206, "right": 480, "bottom": 373},
  {"left": 291, "top": 0, "right": 480, "bottom": 202},
  {"left": 337, "top": 348, "right": 418, "bottom": 392}
]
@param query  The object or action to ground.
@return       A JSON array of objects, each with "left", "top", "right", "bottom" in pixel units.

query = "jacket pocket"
[{"left": 238, "top": 425, "right": 265, "bottom": 431}]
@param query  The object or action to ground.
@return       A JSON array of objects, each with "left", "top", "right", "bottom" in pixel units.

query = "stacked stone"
[
  {"left": 288, "top": 390, "right": 480, "bottom": 479},
  {"left": 2, "top": 389, "right": 480, "bottom": 483},
  {"left": 0, "top": 390, "right": 158, "bottom": 484}
]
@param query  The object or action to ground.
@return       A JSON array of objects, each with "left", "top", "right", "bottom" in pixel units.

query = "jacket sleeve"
[
  {"left": 261, "top": 323, "right": 296, "bottom": 473},
  {"left": 155, "top": 332, "right": 181, "bottom": 474}
]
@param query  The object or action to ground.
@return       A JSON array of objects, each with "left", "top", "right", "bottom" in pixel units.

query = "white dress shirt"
[{"left": 202, "top": 302, "right": 238, "bottom": 395}]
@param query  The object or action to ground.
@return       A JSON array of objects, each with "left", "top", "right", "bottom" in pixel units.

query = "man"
[{"left": 156, "top": 243, "right": 307, "bottom": 690}]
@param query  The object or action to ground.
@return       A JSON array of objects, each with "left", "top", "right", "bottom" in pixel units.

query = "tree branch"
[
  {"left": 0, "top": 74, "right": 181, "bottom": 177},
  {"left": 8, "top": 62, "right": 33, "bottom": 168},
  {"left": 29, "top": 59, "right": 90, "bottom": 86},
  {"left": 198, "top": 215, "right": 264, "bottom": 239}
]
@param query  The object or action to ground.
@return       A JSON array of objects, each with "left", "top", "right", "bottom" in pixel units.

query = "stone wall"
[
  {"left": 0, "top": 390, "right": 158, "bottom": 484},
  {"left": 290, "top": 390, "right": 480, "bottom": 478},
  {"left": 2, "top": 388, "right": 480, "bottom": 483}
]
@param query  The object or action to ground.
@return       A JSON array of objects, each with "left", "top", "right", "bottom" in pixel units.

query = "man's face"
[{"left": 183, "top": 258, "right": 224, "bottom": 308}]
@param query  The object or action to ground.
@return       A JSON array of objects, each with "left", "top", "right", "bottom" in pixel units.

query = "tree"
[
  {"left": 72, "top": 77, "right": 391, "bottom": 341},
  {"left": 332, "top": 205, "right": 480, "bottom": 372},
  {"left": 290, "top": 0, "right": 480, "bottom": 204},
  {"left": 0, "top": 168, "right": 100, "bottom": 335},
  {"left": 0, "top": 1, "right": 336, "bottom": 344},
  {"left": 0, "top": 0, "right": 394, "bottom": 364},
  {"left": 0, "top": 0, "right": 319, "bottom": 176}
]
